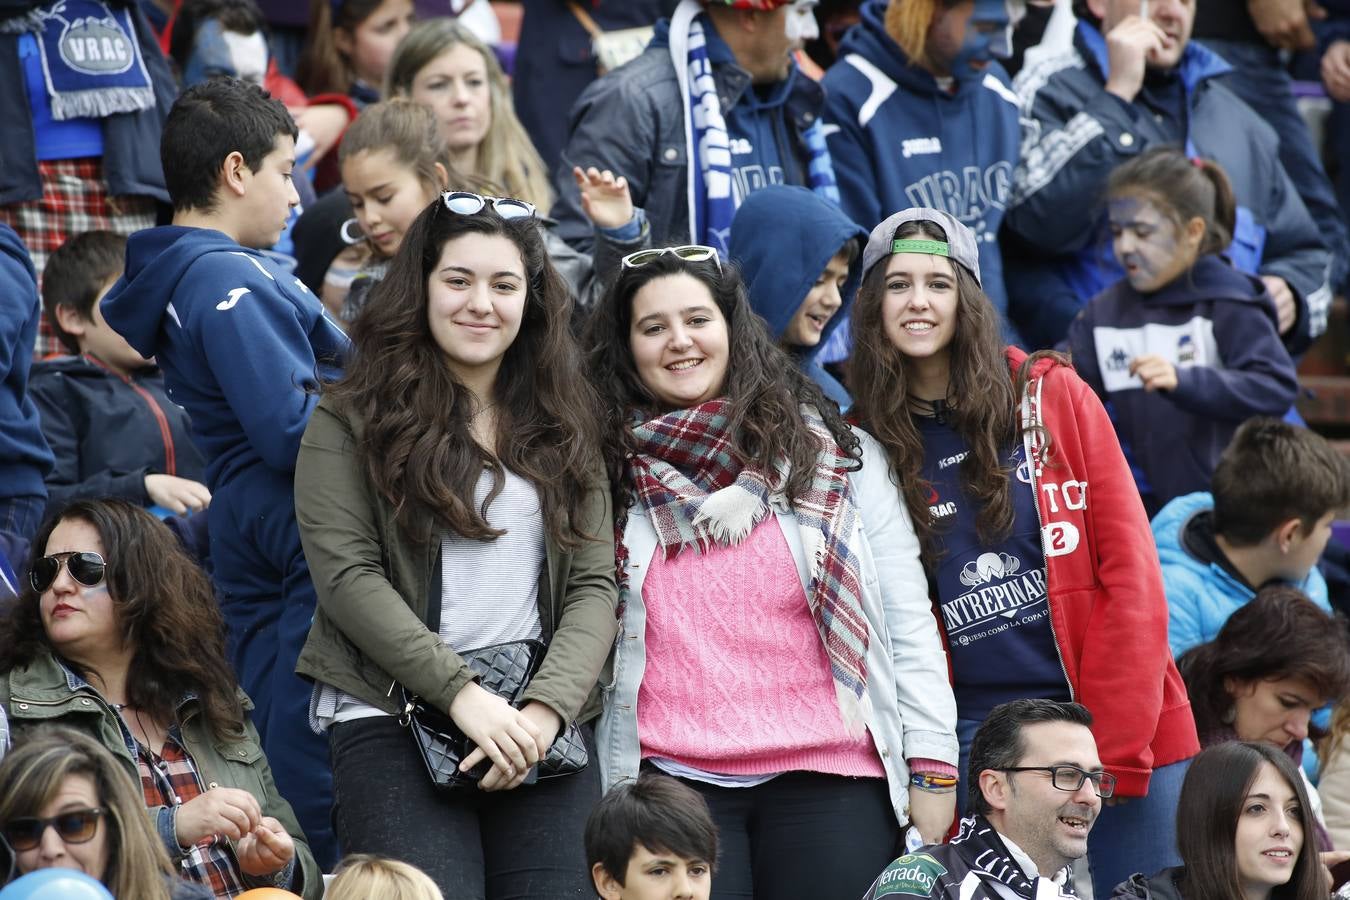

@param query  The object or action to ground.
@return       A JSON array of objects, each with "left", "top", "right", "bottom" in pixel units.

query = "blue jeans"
[
  {"left": 956, "top": 717, "right": 1189, "bottom": 896},
  {"left": 0, "top": 494, "right": 46, "bottom": 575},
  {"left": 1202, "top": 38, "right": 1350, "bottom": 291}
]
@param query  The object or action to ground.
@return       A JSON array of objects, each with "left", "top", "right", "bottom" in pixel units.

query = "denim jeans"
[
  {"left": 674, "top": 770, "right": 899, "bottom": 900},
  {"left": 956, "top": 718, "right": 1189, "bottom": 897},
  {"left": 1202, "top": 37, "right": 1350, "bottom": 291},
  {"left": 0, "top": 494, "right": 45, "bottom": 572},
  {"left": 330, "top": 715, "right": 601, "bottom": 899}
]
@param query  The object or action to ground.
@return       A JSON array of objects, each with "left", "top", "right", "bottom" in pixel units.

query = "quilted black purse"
[{"left": 399, "top": 555, "right": 588, "bottom": 791}]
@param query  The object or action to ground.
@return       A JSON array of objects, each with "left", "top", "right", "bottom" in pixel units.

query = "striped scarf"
[{"left": 628, "top": 399, "right": 870, "bottom": 730}]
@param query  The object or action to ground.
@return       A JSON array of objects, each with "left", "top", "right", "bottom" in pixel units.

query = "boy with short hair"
[
  {"left": 100, "top": 78, "right": 347, "bottom": 868},
  {"left": 585, "top": 773, "right": 719, "bottom": 900},
  {"left": 31, "top": 231, "right": 209, "bottom": 513},
  {"left": 1154, "top": 417, "right": 1350, "bottom": 657}
]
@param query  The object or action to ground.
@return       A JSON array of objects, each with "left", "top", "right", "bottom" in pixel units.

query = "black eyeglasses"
[
  {"left": 441, "top": 191, "right": 536, "bottom": 220},
  {"left": 621, "top": 245, "right": 722, "bottom": 271},
  {"left": 2, "top": 808, "right": 105, "bottom": 851},
  {"left": 29, "top": 551, "right": 106, "bottom": 594},
  {"left": 997, "top": 765, "right": 1116, "bottom": 799}
]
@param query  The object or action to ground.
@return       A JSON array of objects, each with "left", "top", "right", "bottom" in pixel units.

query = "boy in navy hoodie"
[
  {"left": 31, "top": 231, "right": 209, "bottom": 513},
  {"left": 728, "top": 184, "right": 866, "bottom": 408},
  {"left": 0, "top": 224, "right": 53, "bottom": 564},
  {"left": 100, "top": 78, "right": 346, "bottom": 866}
]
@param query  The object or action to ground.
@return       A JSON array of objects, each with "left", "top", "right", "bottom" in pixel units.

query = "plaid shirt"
[{"left": 136, "top": 734, "right": 248, "bottom": 899}]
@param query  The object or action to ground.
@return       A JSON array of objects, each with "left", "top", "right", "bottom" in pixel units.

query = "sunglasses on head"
[
  {"left": 29, "top": 551, "right": 106, "bottom": 594},
  {"left": 621, "top": 245, "right": 722, "bottom": 271},
  {"left": 441, "top": 191, "right": 537, "bottom": 221},
  {"left": 2, "top": 808, "right": 105, "bottom": 851}
]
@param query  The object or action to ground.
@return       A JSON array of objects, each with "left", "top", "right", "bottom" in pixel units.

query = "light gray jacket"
[{"left": 598, "top": 429, "right": 958, "bottom": 824}]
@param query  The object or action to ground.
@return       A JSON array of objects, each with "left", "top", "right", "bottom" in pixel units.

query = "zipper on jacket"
[
  {"left": 86, "top": 355, "right": 177, "bottom": 475},
  {"left": 1020, "top": 373, "right": 1074, "bottom": 700}
]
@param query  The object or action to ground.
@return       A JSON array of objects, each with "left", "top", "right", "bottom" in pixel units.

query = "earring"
[{"left": 1221, "top": 705, "right": 1236, "bottom": 725}]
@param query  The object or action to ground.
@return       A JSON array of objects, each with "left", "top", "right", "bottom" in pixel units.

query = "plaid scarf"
[{"left": 628, "top": 399, "right": 871, "bottom": 729}]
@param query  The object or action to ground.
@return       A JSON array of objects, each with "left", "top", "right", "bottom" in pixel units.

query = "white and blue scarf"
[
  {"left": 32, "top": 0, "right": 155, "bottom": 121},
  {"left": 669, "top": 0, "right": 839, "bottom": 256}
]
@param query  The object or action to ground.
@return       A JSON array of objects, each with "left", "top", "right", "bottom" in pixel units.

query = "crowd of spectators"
[{"left": 2, "top": 1, "right": 1350, "bottom": 899}]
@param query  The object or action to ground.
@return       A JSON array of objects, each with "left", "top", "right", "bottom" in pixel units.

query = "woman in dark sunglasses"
[
  {"left": 293, "top": 188, "right": 616, "bottom": 897},
  {"left": 581, "top": 247, "right": 959, "bottom": 900},
  {"left": 0, "top": 725, "right": 210, "bottom": 898},
  {"left": 0, "top": 499, "right": 323, "bottom": 899}
]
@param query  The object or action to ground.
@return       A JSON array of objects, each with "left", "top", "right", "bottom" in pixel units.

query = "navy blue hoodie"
[
  {"left": 100, "top": 227, "right": 348, "bottom": 491},
  {"left": 0, "top": 223, "right": 52, "bottom": 501},
  {"left": 1067, "top": 254, "right": 1298, "bottom": 508},
  {"left": 820, "top": 0, "right": 1020, "bottom": 320},
  {"left": 728, "top": 185, "right": 865, "bottom": 407},
  {"left": 29, "top": 355, "right": 205, "bottom": 508}
]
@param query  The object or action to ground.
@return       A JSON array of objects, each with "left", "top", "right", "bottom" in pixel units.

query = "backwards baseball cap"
[{"left": 861, "top": 208, "right": 982, "bottom": 286}]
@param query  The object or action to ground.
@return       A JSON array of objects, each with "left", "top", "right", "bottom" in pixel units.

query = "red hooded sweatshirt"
[{"left": 1007, "top": 346, "right": 1198, "bottom": 796}]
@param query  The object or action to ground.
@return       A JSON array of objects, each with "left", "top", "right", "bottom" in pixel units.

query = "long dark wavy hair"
[
  {"left": 0, "top": 499, "right": 246, "bottom": 741},
  {"left": 850, "top": 219, "right": 1042, "bottom": 558},
  {"left": 324, "top": 197, "right": 603, "bottom": 546},
  {"left": 1177, "top": 586, "right": 1350, "bottom": 740},
  {"left": 1176, "top": 741, "right": 1325, "bottom": 900},
  {"left": 583, "top": 252, "right": 860, "bottom": 511}
]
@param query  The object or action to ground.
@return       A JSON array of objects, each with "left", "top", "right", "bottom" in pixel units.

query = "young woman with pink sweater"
[{"left": 584, "top": 246, "right": 959, "bottom": 900}]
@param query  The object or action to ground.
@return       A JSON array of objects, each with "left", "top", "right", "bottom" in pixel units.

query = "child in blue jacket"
[
  {"left": 100, "top": 79, "right": 347, "bottom": 867},
  {"left": 1068, "top": 148, "right": 1298, "bottom": 514}
]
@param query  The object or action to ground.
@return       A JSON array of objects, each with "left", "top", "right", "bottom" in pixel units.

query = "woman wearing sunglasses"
[
  {"left": 846, "top": 209, "right": 1199, "bottom": 897},
  {"left": 293, "top": 190, "right": 617, "bottom": 897},
  {"left": 0, "top": 726, "right": 212, "bottom": 899},
  {"left": 0, "top": 499, "right": 323, "bottom": 900},
  {"left": 582, "top": 245, "right": 958, "bottom": 900},
  {"left": 1111, "top": 742, "right": 1325, "bottom": 900}
]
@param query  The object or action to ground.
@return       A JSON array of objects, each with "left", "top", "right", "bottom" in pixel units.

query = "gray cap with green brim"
[{"left": 861, "top": 207, "right": 983, "bottom": 286}]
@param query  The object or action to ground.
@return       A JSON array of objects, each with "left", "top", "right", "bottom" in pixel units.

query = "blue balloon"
[{"left": 0, "top": 869, "right": 113, "bottom": 900}]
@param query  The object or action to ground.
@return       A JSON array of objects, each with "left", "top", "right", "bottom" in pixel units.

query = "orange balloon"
[{"left": 234, "top": 891, "right": 302, "bottom": 900}]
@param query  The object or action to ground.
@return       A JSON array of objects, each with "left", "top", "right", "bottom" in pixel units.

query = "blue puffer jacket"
[
  {"left": 1152, "top": 491, "right": 1330, "bottom": 659},
  {"left": 1006, "top": 22, "right": 1330, "bottom": 354}
]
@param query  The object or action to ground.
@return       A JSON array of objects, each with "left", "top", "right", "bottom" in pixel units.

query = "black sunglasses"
[
  {"left": 29, "top": 551, "right": 106, "bottom": 594},
  {"left": 2, "top": 808, "right": 105, "bottom": 851}
]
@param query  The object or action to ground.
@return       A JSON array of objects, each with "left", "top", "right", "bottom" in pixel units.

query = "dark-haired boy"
[
  {"left": 585, "top": 773, "right": 718, "bottom": 900},
  {"left": 1154, "top": 417, "right": 1350, "bottom": 657},
  {"left": 100, "top": 78, "right": 346, "bottom": 873},
  {"left": 30, "top": 232, "right": 209, "bottom": 513}
]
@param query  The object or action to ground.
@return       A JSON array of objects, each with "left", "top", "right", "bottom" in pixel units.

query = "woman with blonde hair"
[
  {"left": 386, "top": 18, "right": 554, "bottom": 210},
  {"left": 327, "top": 855, "right": 444, "bottom": 900},
  {"left": 0, "top": 726, "right": 211, "bottom": 899}
]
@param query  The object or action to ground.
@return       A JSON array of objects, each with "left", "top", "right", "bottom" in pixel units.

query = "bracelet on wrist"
[{"left": 910, "top": 772, "right": 959, "bottom": 792}]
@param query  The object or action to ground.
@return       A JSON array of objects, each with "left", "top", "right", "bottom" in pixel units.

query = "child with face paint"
[{"left": 1067, "top": 148, "right": 1299, "bottom": 515}]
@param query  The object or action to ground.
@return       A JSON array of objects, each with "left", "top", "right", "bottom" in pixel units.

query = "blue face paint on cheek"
[
  {"left": 952, "top": 0, "right": 1014, "bottom": 80},
  {"left": 182, "top": 19, "right": 236, "bottom": 87},
  {"left": 1109, "top": 196, "right": 1183, "bottom": 290}
]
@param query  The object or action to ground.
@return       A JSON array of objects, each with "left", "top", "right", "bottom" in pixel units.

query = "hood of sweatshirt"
[
  {"left": 729, "top": 184, "right": 866, "bottom": 345},
  {"left": 101, "top": 226, "right": 250, "bottom": 358}
]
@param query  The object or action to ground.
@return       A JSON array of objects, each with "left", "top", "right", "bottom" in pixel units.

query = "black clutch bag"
[{"left": 399, "top": 557, "right": 588, "bottom": 791}]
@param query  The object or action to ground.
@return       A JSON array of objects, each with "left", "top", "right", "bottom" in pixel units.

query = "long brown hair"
[
  {"left": 0, "top": 727, "right": 176, "bottom": 900},
  {"left": 324, "top": 197, "right": 603, "bottom": 546},
  {"left": 0, "top": 500, "right": 247, "bottom": 741},
  {"left": 583, "top": 252, "right": 860, "bottom": 512},
  {"left": 1176, "top": 741, "right": 1325, "bottom": 900},
  {"left": 297, "top": 0, "right": 388, "bottom": 96},
  {"left": 849, "top": 219, "right": 1020, "bottom": 558}
]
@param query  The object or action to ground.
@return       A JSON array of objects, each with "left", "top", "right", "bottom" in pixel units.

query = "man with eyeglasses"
[{"left": 861, "top": 699, "right": 1104, "bottom": 900}]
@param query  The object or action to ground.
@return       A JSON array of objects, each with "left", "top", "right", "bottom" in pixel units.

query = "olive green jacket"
[
  {"left": 2, "top": 653, "right": 322, "bottom": 900},
  {"left": 294, "top": 396, "right": 620, "bottom": 725}
]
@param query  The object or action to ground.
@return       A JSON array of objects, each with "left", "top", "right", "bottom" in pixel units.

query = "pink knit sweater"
[{"left": 637, "top": 516, "right": 885, "bottom": 778}]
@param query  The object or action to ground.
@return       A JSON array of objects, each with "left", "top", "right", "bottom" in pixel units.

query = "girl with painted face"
[
  {"left": 293, "top": 193, "right": 617, "bottom": 898},
  {"left": 1067, "top": 148, "right": 1299, "bottom": 516},
  {"left": 0, "top": 499, "right": 323, "bottom": 899},
  {"left": 1110, "top": 741, "right": 1325, "bottom": 900},
  {"left": 0, "top": 727, "right": 213, "bottom": 899},
  {"left": 848, "top": 207, "right": 1200, "bottom": 897},
  {"left": 386, "top": 18, "right": 554, "bottom": 211},
  {"left": 584, "top": 245, "right": 959, "bottom": 900}
]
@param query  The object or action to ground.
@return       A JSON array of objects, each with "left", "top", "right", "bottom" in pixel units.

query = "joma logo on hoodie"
[{"left": 216, "top": 287, "right": 250, "bottom": 311}]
